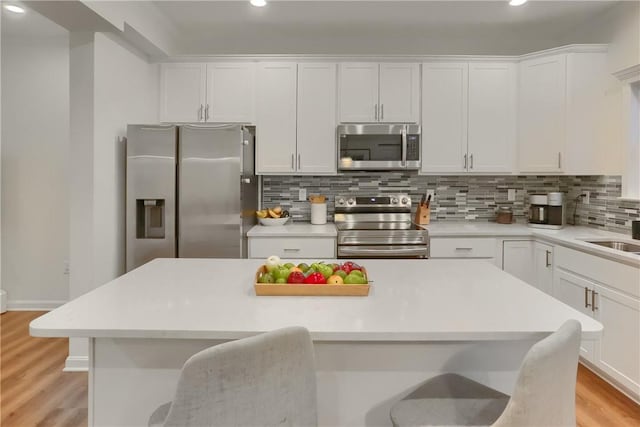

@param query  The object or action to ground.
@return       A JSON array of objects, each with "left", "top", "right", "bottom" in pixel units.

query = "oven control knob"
[
  {"left": 336, "top": 198, "right": 344, "bottom": 205},
  {"left": 347, "top": 198, "right": 355, "bottom": 205},
  {"left": 401, "top": 197, "right": 409, "bottom": 205},
  {"left": 391, "top": 197, "right": 398, "bottom": 205}
]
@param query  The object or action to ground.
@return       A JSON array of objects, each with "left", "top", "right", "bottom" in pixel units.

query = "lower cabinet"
[
  {"left": 248, "top": 237, "right": 336, "bottom": 259},
  {"left": 501, "top": 240, "right": 553, "bottom": 295},
  {"left": 430, "top": 237, "right": 498, "bottom": 266},
  {"left": 554, "top": 247, "right": 640, "bottom": 400}
]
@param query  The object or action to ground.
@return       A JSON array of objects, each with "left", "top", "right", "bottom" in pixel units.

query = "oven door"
[{"left": 337, "top": 124, "right": 420, "bottom": 171}]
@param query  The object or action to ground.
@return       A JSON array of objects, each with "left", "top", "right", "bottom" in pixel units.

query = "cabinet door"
[
  {"left": 206, "top": 63, "right": 255, "bottom": 123},
  {"left": 256, "top": 63, "right": 298, "bottom": 174},
  {"left": 593, "top": 283, "right": 640, "bottom": 396},
  {"left": 379, "top": 63, "right": 420, "bottom": 123},
  {"left": 518, "top": 54, "right": 566, "bottom": 173},
  {"left": 160, "top": 64, "right": 206, "bottom": 123},
  {"left": 553, "top": 269, "right": 597, "bottom": 362},
  {"left": 421, "top": 63, "right": 468, "bottom": 173},
  {"left": 468, "top": 62, "right": 516, "bottom": 173},
  {"left": 297, "top": 63, "right": 337, "bottom": 175},
  {"left": 533, "top": 242, "right": 553, "bottom": 295},
  {"left": 502, "top": 240, "right": 534, "bottom": 285},
  {"left": 339, "top": 63, "right": 379, "bottom": 123}
]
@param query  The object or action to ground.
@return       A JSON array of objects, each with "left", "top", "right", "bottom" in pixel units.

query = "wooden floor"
[{"left": 1, "top": 312, "right": 639, "bottom": 427}]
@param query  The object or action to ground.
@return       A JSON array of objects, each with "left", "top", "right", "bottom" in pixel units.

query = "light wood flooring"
[{"left": 2, "top": 311, "right": 639, "bottom": 426}]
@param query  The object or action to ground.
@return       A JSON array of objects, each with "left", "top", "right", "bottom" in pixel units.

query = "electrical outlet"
[
  {"left": 584, "top": 191, "right": 590, "bottom": 204},
  {"left": 298, "top": 188, "right": 307, "bottom": 201},
  {"left": 508, "top": 189, "right": 516, "bottom": 201}
]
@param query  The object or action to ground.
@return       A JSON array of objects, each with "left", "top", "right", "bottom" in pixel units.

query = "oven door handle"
[
  {"left": 401, "top": 127, "right": 407, "bottom": 168},
  {"left": 338, "top": 246, "right": 428, "bottom": 258}
]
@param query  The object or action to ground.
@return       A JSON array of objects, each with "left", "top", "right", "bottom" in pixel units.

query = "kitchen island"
[{"left": 31, "top": 258, "right": 602, "bottom": 427}]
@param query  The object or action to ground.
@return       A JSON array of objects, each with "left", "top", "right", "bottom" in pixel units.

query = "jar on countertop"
[{"left": 496, "top": 206, "right": 514, "bottom": 224}]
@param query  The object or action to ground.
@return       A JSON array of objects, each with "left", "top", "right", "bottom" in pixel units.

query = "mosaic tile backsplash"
[{"left": 262, "top": 174, "right": 640, "bottom": 235}]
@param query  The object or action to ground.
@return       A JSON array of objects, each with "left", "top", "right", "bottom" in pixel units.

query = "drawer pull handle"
[
  {"left": 592, "top": 291, "right": 598, "bottom": 312},
  {"left": 585, "top": 287, "right": 591, "bottom": 308},
  {"left": 283, "top": 248, "right": 300, "bottom": 252},
  {"left": 455, "top": 247, "right": 473, "bottom": 251}
]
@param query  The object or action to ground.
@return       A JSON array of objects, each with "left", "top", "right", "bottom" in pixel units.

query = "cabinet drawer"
[
  {"left": 555, "top": 246, "right": 640, "bottom": 298},
  {"left": 430, "top": 238, "right": 496, "bottom": 258},
  {"left": 249, "top": 237, "right": 336, "bottom": 259}
]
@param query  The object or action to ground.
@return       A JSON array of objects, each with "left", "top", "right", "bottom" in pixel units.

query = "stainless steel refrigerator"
[{"left": 126, "top": 124, "right": 257, "bottom": 271}]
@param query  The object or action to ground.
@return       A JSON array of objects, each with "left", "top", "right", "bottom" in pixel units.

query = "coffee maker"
[{"left": 528, "top": 192, "right": 565, "bottom": 229}]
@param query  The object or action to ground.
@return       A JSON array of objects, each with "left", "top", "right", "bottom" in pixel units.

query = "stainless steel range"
[{"left": 334, "top": 194, "right": 430, "bottom": 258}]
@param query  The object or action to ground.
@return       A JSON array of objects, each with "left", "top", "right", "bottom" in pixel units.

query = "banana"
[
  {"left": 273, "top": 206, "right": 282, "bottom": 215},
  {"left": 256, "top": 210, "right": 268, "bottom": 218},
  {"left": 268, "top": 209, "right": 280, "bottom": 218}
]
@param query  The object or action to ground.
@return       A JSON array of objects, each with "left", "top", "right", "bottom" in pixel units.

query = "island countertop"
[{"left": 30, "top": 258, "right": 602, "bottom": 341}]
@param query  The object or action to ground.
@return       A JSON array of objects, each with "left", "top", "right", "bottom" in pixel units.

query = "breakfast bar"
[{"left": 30, "top": 258, "right": 603, "bottom": 427}]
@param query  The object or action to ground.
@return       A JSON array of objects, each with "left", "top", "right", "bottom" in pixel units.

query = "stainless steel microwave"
[{"left": 337, "top": 124, "right": 421, "bottom": 171}]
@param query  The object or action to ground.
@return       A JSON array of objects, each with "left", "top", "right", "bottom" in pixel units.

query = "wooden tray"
[{"left": 254, "top": 266, "right": 370, "bottom": 296}]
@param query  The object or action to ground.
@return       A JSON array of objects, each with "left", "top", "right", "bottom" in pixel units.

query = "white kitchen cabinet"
[
  {"left": 378, "top": 63, "right": 420, "bottom": 123},
  {"left": 296, "top": 63, "right": 337, "bottom": 174},
  {"left": 430, "top": 238, "right": 497, "bottom": 265},
  {"left": 553, "top": 269, "right": 599, "bottom": 362},
  {"left": 421, "top": 61, "right": 516, "bottom": 174},
  {"left": 160, "top": 63, "right": 255, "bottom": 123},
  {"left": 518, "top": 48, "right": 615, "bottom": 174},
  {"left": 532, "top": 241, "right": 553, "bottom": 295},
  {"left": 205, "top": 63, "right": 255, "bottom": 123},
  {"left": 554, "top": 246, "right": 640, "bottom": 400},
  {"left": 160, "top": 63, "right": 206, "bottom": 123},
  {"left": 339, "top": 63, "right": 419, "bottom": 123},
  {"left": 421, "top": 63, "right": 468, "bottom": 173},
  {"left": 248, "top": 237, "right": 336, "bottom": 259},
  {"left": 255, "top": 62, "right": 298, "bottom": 174},
  {"left": 467, "top": 62, "right": 516, "bottom": 173},
  {"left": 518, "top": 54, "right": 566, "bottom": 173},
  {"left": 502, "top": 240, "right": 534, "bottom": 285}
]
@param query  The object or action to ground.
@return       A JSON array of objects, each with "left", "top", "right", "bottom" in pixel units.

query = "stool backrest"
[{"left": 163, "top": 326, "right": 317, "bottom": 427}]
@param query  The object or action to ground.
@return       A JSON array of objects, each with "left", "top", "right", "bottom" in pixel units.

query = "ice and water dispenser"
[{"left": 136, "top": 199, "right": 165, "bottom": 239}]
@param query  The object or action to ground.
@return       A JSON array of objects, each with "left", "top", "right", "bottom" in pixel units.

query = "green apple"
[
  {"left": 284, "top": 263, "right": 295, "bottom": 269},
  {"left": 258, "top": 273, "right": 275, "bottom": 284},
  {"left": 275, "top": 278, "right": 287, "bottom": 284},
  {"left": 317, "top": 264, "right": 334, "bottom": 279},
  {"left": 335, "top": 270, "right": 347, "bottom": 280},
  {"left": 297, "top": 263, "right": 310, "bottom": 273},
  {"left": 344, "top": 273, "right": 367, "bottom": 285},
  {"left": 272, "top": 267, "right": 290, "bottom": 281}
]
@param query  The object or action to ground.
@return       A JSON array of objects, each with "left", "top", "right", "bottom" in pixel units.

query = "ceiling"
[{"left": 151, "top": 0, "right": 620, "bottom": 55}]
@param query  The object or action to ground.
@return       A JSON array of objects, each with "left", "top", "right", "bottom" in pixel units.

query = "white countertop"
[
  {"left": 425, "top": 222, "right": 640, "bottom": 266},
  {"left": 247, "top": 223, "right": 337, "bottom": 237},
  {"left": 31, "top": 258, "right": 602, "bottom": 341}
]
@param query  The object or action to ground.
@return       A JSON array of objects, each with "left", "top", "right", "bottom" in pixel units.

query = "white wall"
[
  {"left": 1, "top": 24, "right": 70, "bottom": 309},
  {"left": 92, "top": 32, "right": 159, "bottom": 287},
  {"left": 67, "top": 31, "right": 158, "bottom": 370}
]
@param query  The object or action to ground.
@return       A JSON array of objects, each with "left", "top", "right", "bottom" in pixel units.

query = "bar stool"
[
  {"left": 149, "top": 326, "right": 317, "bottom": 427},
  {"left": 390, "top": 320, "right": 582, "bottom": 427}
]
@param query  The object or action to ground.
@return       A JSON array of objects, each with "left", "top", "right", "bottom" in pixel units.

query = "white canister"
[{"left": 310, "top": 202, "right": 327, "bottom": 225}]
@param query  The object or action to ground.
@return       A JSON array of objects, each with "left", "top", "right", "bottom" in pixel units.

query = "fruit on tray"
[
  {"left": 257, "top": 257, "right": 368, "bottom": 285},
  {"left": 256, "top": 207, "right": 290, "bottom": 219}
]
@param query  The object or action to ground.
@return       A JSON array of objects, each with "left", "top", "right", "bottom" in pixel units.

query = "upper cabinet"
[
  {"left": 255, "top": 62, "right": 298, "bottom": 174},
  {"left": 518, "top": 48, "right": 617, "bottom": 174},
  {"left": 256, "top": 62, "right": 338, "bottom": 175},
  {"left": 160, "top": 64, "right": 206, "bottom": 123},
  {"left": 297, "top": 63, "right": 337, "bottom": 175},
  {"left": 421, "top": 61, "right": 516, "bottom": 174},
  {"left": 160, "top": 62, "right": 255, "bottom": 123},
  {"left": 339, "top": 63, "right": 419, "bottom": 123},
  {"left": 518, "top": 54, "right": 567, "bottom": 173}
]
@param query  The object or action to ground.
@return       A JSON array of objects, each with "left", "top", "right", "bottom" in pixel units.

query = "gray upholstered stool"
[
  {"left": 390, "top": 320, "right": 582, "bottom": 427},
  {"left": 149, "top": 326, "right": 317, "bottom": 427}
]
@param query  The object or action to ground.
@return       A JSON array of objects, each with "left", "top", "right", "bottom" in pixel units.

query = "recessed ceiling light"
[
  {"left": 4, "top": 4, "right": 26, "bottom": 14},
  {"left": 509, "top": 0, "right": 528, "bottom": 6},
  {"left": 250, "top": 0, "right": 267, "bottom": 7}
]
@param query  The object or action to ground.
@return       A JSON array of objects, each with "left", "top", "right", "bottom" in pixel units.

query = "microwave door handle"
[{"left": 401, "top": 127, "right": 407, "bottom": 167}]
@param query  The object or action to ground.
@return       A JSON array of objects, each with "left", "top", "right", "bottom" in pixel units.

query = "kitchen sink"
[{"left": 585, "top": 240, "right": 640, "bottom": 254}]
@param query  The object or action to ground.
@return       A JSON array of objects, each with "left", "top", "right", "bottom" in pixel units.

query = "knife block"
[{"left": 415, "top": 204, "right": 430, "bottom": 225}]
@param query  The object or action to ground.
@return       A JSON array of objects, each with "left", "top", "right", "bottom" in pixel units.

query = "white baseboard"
[
  {"left": 7, "top": 299, "right": 66, "bottom": 311},
  {"left": 64, "top": 355, "right": 89, "bottom": 372}
]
